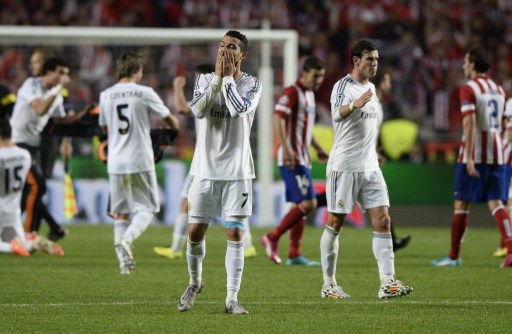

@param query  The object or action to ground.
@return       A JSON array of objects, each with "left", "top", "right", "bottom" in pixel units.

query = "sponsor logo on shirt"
[{"left": 210, "top": 106, "right": 232, "bottom": 118}]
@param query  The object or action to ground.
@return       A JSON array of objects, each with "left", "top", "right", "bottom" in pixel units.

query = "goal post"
[{"left": 0, "top": 25, "right": 299, "bottom": 226}]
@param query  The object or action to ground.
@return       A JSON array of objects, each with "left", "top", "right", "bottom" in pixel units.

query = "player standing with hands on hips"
[
  {"left": 178, "top": 30, "right": 261, "bottom": 315},
  {"left": 99, "top": 52, "right": 180, "bottom": 275},
  {"left": 320, "top": 40, "right": 413, "bottom": 299}
]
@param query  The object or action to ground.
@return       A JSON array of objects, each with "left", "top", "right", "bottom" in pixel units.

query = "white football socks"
[
  {"left": 172, "top": 212, "right": 188, "bottom": 252},
  {"left": 372, "top": 232, "right": 395, "bottom": 283},
  {"left": 187, "top": 238, "right": 205, "bottom": 286},
  {"left": 320, "top": 226, "right": 339, "bottom": 286},
  {"left": 225, "top": 240, "right": 244, "bottom": 304}
]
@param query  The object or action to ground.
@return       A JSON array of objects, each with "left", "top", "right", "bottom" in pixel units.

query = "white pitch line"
[{"left": 1, "top": 300, "right": 512, "bottom": 308}]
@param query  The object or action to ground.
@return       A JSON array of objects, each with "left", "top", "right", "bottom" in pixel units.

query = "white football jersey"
[
  {"left": 10, "top": 77, "right": 66, "bottom": 146},
  {"left": 328, "top": 74, "right": 380, "bottom": 172},
  {"left": 0, "top": 146, "right": 31, "bottom": 226},
  {"left": 189, "top": 73, "right": 261, "bottom": 180},
  {"left": 99, "top": 82, "right": 171, "bottom": 174}
]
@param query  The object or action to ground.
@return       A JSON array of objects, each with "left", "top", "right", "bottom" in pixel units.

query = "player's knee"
[
  {"left": 225, "top": 216, "right": 246, "bottom": 241},
  {"left": 112, "top": 213, "right": 129, "bottom": 220},
  {"left": 373, "top": 213, "right": 391, "bottom": 232},
  {"left": 327, "top": 213, "right": 344, "bottom": 231},
  {"left": 188, "top": 216, "right": 209, "bottom": 242},
  {"left": 301, "top": 199, "right": 317, "bottom": 212}
]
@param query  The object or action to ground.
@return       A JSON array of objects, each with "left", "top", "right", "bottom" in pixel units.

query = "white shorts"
[
  {"left": 0, "top": 218, "right": 25, "bottom": 242},
  {"left": 180, "top": 172, "right": 193, "bottom": 199},
  {"left": 188, "top": 177, "right": 252, "bottom": 218},
  {"left": 326, "top": 169, "right": 389, "bottom": 214},
  {"left": 109, "top": 171, "right": 160, "bottom": 215}
]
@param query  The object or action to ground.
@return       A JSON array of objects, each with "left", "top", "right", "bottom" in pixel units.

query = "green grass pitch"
[{"left": 1, "top": 224, "right": 511, "bottom": 333}]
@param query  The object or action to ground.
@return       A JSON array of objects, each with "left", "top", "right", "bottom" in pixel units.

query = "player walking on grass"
[
  {"left": 99, "top": 52, "right": 180, "bottom": 275},
  {"left": 177, "top": 30, "right": 261, "bottom": 315},
  {"left": 320, "top": 40, "right": 413, "bottom": 299},
  {"left": 260, "top": 56, "right": 328, "bottom": 266},
  {"left": 433, "top": 47, "right": 512, "bottom": 268}
]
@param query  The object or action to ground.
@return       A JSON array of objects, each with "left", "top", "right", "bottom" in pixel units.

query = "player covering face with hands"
[{"left": 178, "top": 31, "right": 261, "bottom": 315}]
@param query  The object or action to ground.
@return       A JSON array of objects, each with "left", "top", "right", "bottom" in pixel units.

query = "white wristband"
[
  {"left": 349, "top": 101, "right": 356, "bottom": 112},
  {"left": 49, "top": 84, "right": 62, "bottom": 97}
]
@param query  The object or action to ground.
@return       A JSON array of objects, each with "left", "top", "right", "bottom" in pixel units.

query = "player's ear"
[
  {"left": 352, "top": 56, "right": 359, "bottom": 67},
  {"left": 240, "top": 52, "right": 247, "bottom": 62}
]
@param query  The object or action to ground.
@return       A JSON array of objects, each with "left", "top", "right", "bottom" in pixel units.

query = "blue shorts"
[
  {"left": 454, "top": 163, "right": 505, "bottom": 203},
  {"left": 279, "top": 165, "right": 316, "bottom": 203},
  {"left": 503, "top": 165, "right": 512, "bottom": 203}
]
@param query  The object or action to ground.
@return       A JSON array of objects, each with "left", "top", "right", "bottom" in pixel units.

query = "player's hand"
[
  {"left": 283, "top": 147, "right": 296, "bottom": 169},
  {"left": 223, "top": 51, "right": 236, "bottom": 77},
  {"left": 215, "top": 50, "right": 224, "bottom": 77},
  {"left": 173, "top": 76, "right": 186, "bottom": 88},
  {"left": 466, "top": 159, "right": 480, "bottom": 178},
  {"left": 354, "top": 89, "right": 373, "bottom": 109},
  {"left": 317, "top": 149, "right": 329, "bottom": 163}
]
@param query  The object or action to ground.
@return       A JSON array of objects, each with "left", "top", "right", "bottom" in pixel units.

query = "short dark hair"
[
  {"left": 468, "top": 47, "right": 490, "bottom": 73},
  {"left": 42, "top": 57, "right": 69, "bottom": 75},
  {"left": 225, "top": 30, "right": 248, "bottom": 52},
  {"left": 116, "top": 52, "right": 143, "bottom": 79},
  {"left": 302, "top": 56, "right": 325, "bottom": 72},
  {"left": 0, "top": 119, "right": 11, "bottom": 139},
  {"left": 351, "top": 39, "right": 377, "bottom": 66},
  {"left": 195, "top": 64, "right": 215, "bottom": 74}
]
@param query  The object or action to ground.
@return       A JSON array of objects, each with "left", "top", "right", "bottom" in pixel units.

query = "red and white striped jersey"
[
  {"left": 503, "top": 98, "right": 512, "bottom": 165},
  {"left": 274, "top": 80, "right": 316, "bottom": 168},
  {"left": 457, "top": 75, "right": 506, "bottom": 165}
]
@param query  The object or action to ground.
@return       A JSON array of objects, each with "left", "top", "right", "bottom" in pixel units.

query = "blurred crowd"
[{"left": 1, "top": 0, "right": 512, "bottom": 159}]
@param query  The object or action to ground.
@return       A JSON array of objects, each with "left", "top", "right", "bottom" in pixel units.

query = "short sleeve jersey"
[
  {"left": 10, "top": 77, "right": 66, "bottom": 146},
  {"left": 0, "top": 146, "right": 31, "bottom": 225},
  {"left": 502, "top": 98, "right": 512, "bottom": 165},
  {"left": 328, "top": 74, "right": 380, "bottom": 172},
  {"left": 274, "top": 80, "right": 316, "bottom": 168},
  {"left": 457, "top": 75, "right": 506, "bottom": 165},
  {"left": 99, "top": 82, "right": 171, "bottom": 174},
  {"left": 189, "top": 73, "right": 262, "bottom": 180}
]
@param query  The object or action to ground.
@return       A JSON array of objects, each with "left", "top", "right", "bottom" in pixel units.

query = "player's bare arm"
[
  {"left": 30, "top": 88, "right": 61, "bottom": 116},
  {"left": 164, "top": 112, "right": 180, "bottom": 130},
  {"left": 463, "top": 113, "right": 479, "bottom": 178},
  {"left": 311, "top": 136, "right": 329, "bottom": 163},
  {"left": 337, "top": 89, "right": 373, "bottom": 119},
  {"left": 173, "top": 76, "right": 192, "bottom": 114},
  {"left": 273, "top": 113, "right": 296, "bottom": 169},
  {"left": 53, "top": 106, "right": 88, "bottom": 125}
]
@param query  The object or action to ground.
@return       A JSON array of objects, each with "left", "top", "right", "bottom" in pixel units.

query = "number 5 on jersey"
[{"left": 117, "top": 104, "right": 130, "bottom": 135}]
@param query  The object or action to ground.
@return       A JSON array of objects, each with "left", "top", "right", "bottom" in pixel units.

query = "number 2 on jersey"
[
  {"left": 487, "top": 99, "right": 499, "bottom": 129},
  {"left": 117, "top": 104, "right": 130, "bottom": 135}
]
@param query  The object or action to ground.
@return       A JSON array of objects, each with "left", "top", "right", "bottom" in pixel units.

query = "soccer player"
[
  {"left": 177, "top": 30, "right": 261, "bottom": 314},
  {"left": 372, "top": 70, "right": 411, "bottom": 251},
  {"left": 153, "top": 65, "right": 257, "bottom": 260},
  {"left": 0, "top": 119, "right": 63, "bottom": 256},
  {"left": 10, "top": 57, "right": 79, "bottom": 243},
  {"left": 260, "top": 56, "right": 328, "bottom": 266},
  {"left": 433, "top": 47, "right": 512, "bottom": 268},
  {"left": 99, "top": 52, "right": 180, "bottom": 275},
  {"left": 495, "top": 97, "right": 512, "bottom": 258},
  {"left": 320, "top": 39, "right": 413, "bottom": 299}
]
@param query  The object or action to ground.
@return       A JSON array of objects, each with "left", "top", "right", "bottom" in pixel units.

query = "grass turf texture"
[{"left": 1, "top": 224, "right": 511, "bottom": 333}]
